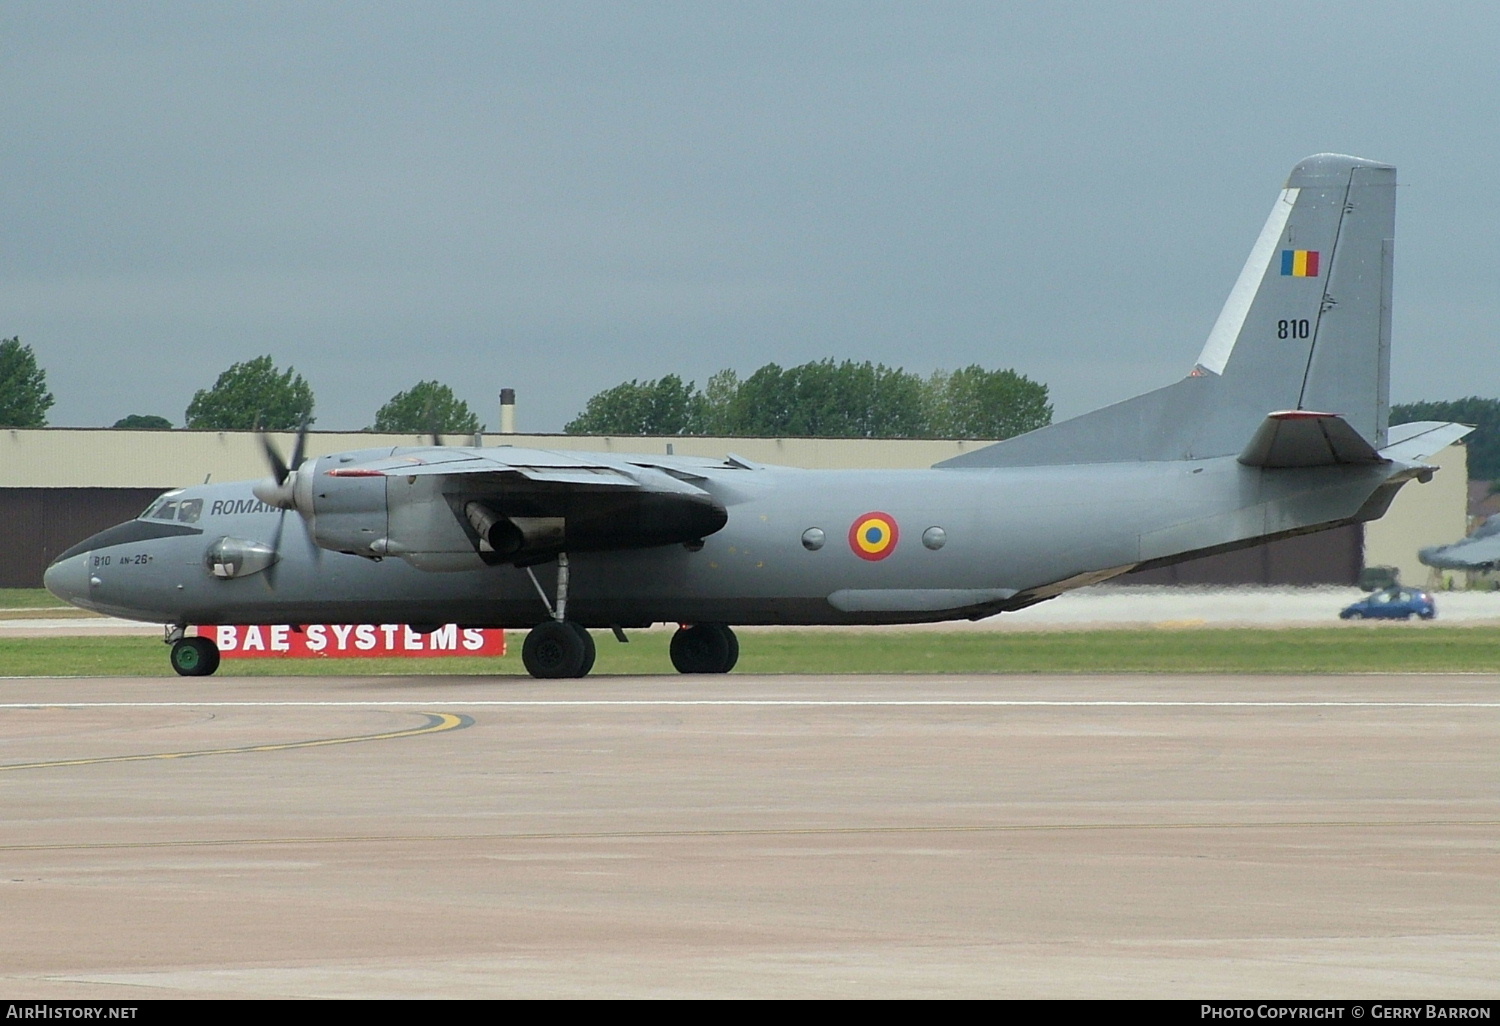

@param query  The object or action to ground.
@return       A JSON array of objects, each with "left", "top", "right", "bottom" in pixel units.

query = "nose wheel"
[{"left": 170, "top": 636, "right": 222, "bottom": 677}]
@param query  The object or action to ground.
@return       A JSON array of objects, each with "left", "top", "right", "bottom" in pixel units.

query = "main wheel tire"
[
  {"left": 670, "top": 623, "right": 739, "bottom": 674},
  {"left": 170, "top": 636, "right": 221, "bottom": 677},
  {"left": 721, "top": 626, "right": 740, "bottom": 672},
  {"left": 522, "top": 620, "right": 590, "bottom": 679},
  {"left": 569, "top": 622, "right": 597, "bottom": 677}
]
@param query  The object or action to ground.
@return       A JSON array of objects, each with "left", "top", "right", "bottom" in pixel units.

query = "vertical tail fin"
[{"left": 938, "top": 154, "right": 1396, "bottom": 468}]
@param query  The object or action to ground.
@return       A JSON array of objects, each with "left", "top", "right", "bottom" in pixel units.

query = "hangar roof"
[{"left": 0, "top": 429, "right": 996, "bottom": 489}]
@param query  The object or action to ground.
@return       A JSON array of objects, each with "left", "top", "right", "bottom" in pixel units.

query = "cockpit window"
[
  {"left": 177, "top": 498, "right": 203, "bottom": 524},
  {"left": 142, "top": 491, "right": 186, "bottom": 521}
]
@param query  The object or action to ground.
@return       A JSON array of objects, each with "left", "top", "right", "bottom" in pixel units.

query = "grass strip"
[
  {"left": 0, "top": 588, "right": 72, "bottom": 611},
  {"left": 2, "top": 626, "right": 1499, "bottom": 678}
]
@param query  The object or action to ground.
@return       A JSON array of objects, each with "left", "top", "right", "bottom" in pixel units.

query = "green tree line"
[
  {"left": 7, "top": 332, "right": 1499, "bottom": 478},
  {"left": 564, "top": 360, "right": 1054, "bottom": 440},
  {"left": 0, "top": 342, "right": 486, "bottom": 435}
]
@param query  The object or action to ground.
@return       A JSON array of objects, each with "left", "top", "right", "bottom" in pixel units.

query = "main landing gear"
[
  {"left": 520, "top": 553, "right": 597, "bottom": 679},
  {"left": 669, "top": 622, "right": 739, "bottom": 674},
  {"left": 521, "top": 619, "right": 597, "bottom": 679},
  {"left": 166, "top": 626, "right": 221, "bottom": 677},
  {"left": 518, "top": 554, "right": 739, "bottom": 679},
  {"left": 519, "top": 620, "right": 740, "bottom": 678}
]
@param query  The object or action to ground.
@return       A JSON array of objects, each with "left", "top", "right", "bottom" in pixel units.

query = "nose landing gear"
[{"left": 166, "top": 627, "right": 221, "bottom": 677}]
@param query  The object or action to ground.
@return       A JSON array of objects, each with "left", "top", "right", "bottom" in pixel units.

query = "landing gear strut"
[
  {"left": 520, "top": 553, "right": 597, "bottom": 679},
  {"left": 670, "top": 623, "right": 739, "bottom": 674}
]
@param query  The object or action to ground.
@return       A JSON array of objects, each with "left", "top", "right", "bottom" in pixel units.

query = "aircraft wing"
[
  {"left": 327, "top": 447, "right": 644, "bottom": 488},
  {"left": 309, "top": 446, "right": 732, "bottom": 565},
  {"left": 327, "top": 446, "right": 731, "bottom": 485}
]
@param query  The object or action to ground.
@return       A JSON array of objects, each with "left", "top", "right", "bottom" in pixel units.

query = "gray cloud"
[{"left": 3, "top": 1, "right": 1497, "bottom": 432}]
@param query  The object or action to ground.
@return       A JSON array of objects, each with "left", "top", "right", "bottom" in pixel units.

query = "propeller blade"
[
  {"left": 260, "top": 431, "right": 290, "bottom": 485},
  {"left": 288, "top": 417, "right": 310, "bottom": 475},
  {"left": 261, "top": 507, "right": 288, "bottom": 589}
]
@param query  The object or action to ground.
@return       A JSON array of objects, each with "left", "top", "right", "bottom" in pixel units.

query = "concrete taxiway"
[{"left": 1, "top": 672, "right": 1496, "bottom": 998}]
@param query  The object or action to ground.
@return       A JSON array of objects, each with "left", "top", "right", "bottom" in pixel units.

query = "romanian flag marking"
[
  {"left": 1280, "top": 249, "right": 1320, "bottom": 277},
  {"left": 849, "top": 512, "right": 899, "bottom": 561}
]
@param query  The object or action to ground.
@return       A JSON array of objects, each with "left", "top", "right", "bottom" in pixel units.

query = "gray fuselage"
[{"left": 46, "top": 453, "right": 1392, "bottom": 630}]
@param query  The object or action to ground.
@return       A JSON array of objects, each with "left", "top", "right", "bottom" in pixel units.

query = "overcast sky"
[{"left": 4, "top": 2, "right": 1497, "bottom": 433}]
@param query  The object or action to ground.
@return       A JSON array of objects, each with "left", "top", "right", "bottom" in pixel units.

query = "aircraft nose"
[{"left": 44, "top": 552, "right": 92, "bottom": 608}]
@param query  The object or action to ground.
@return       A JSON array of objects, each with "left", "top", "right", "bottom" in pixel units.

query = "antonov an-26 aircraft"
[{"left": 46, "top": 154, "right": 1468, "bottom": 679}]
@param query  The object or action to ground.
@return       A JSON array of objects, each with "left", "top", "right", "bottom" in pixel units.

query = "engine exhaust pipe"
[{"left": 464, "top": 502, "right": 564, "bottom": 558}]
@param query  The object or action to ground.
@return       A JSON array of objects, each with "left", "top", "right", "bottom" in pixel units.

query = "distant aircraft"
[
  {"left": 1420, "top": 516, "right": 1500, "bottom": 572},
  {"left": 45, "top": 153, "right": 1469, "bottom": 679}
]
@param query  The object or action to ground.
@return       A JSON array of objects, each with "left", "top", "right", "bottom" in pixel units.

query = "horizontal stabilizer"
[
  {"left": 1238, "top": 411, "right": 1385, "bottom": 468},
  {"left": 1380, "top": 421, "right": 1474, "bottom": 463}
]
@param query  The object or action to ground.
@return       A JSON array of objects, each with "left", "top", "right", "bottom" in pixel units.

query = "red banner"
[{"left": 196, "top": 624, "right": 506, "bottom": 659}]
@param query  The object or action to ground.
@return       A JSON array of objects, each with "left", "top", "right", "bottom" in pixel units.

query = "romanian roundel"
[{"left": 848, "top": 511, "right": 899, "bottom": 561}]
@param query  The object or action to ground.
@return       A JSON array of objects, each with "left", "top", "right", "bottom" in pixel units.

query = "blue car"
[{"left": 1340, "top": 586, "right": 1436, "bottom": 620}]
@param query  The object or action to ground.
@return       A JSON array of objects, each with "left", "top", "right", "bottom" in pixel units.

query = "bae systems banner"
[{"left": 198, "top": 624, "right": 507, "bottom": 658}]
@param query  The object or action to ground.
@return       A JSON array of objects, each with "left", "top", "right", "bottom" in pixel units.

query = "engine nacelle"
[
  {"left": 304, "top": 453, "right": 391, "bottom": 556},
  {"left": 253, "top": 449, "right": 394, "bottom": 558}
]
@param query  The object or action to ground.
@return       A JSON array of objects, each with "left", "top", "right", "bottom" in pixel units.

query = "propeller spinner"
[{"left": 251, "top": 419, "right": 312, "bottom": 514}]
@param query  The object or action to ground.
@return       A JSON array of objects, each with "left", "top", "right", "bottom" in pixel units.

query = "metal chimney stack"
[{"left": 499, "top": 388, "right": 516, "bottom": 434}]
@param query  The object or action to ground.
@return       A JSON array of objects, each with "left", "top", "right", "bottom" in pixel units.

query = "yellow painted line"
[
  {"left": 1, "top": 819, "right": 1497, "bottom": 853},
  {"left": 0, "top": 711, "right": 472, "bottom": 773}
]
